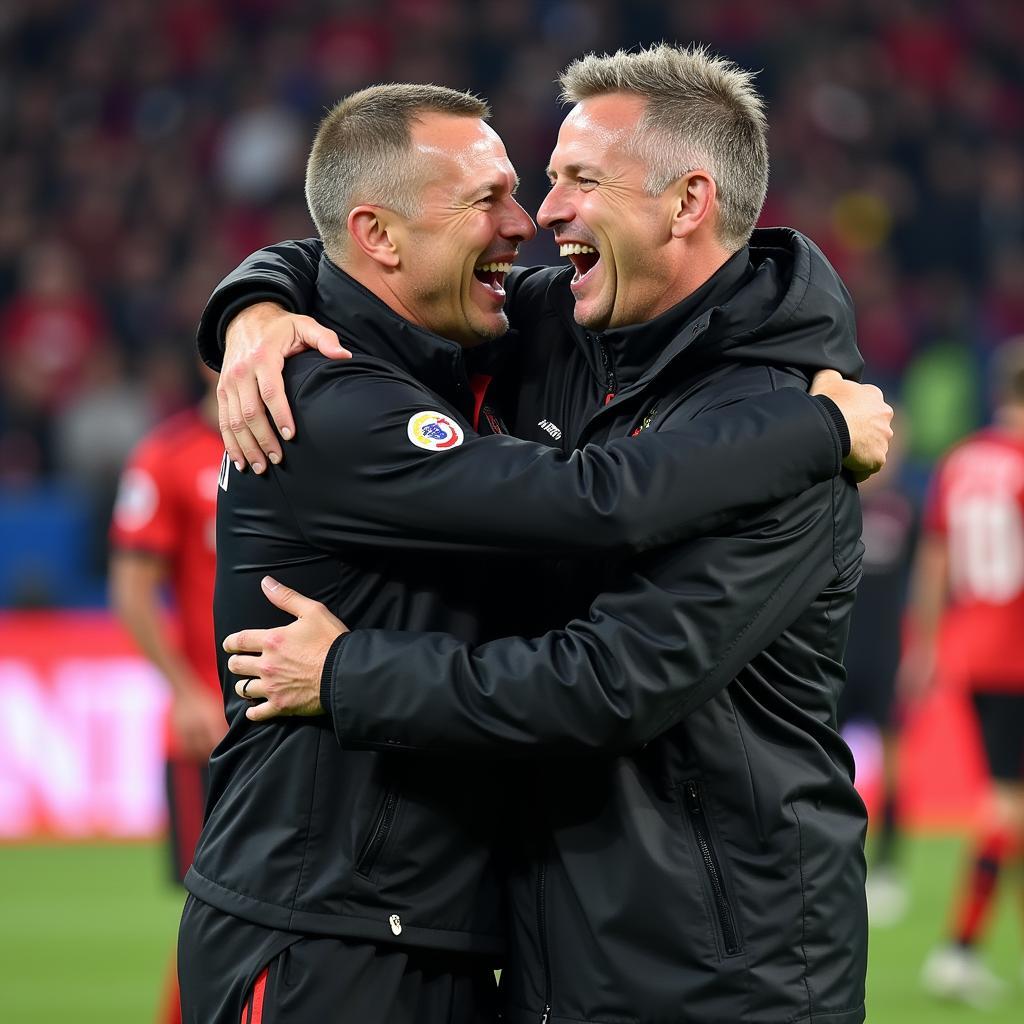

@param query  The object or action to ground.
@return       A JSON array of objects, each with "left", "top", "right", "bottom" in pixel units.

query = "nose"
[
  {"left": 537, "top": 184, "right": 573, "bottom": 231},
  {"left": 501, "top": 198, "right": 536, "bottom": 245}
]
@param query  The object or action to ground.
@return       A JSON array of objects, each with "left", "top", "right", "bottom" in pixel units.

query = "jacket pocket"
[
  {"left": 354, "top": 786, "right": 401, "bottom": 878},
  {"left": 681, "top": 780, "right": 743, "bottom": 956}
]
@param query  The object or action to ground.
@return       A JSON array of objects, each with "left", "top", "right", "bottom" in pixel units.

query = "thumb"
[
  {"left": 810, "top": 368, "right": 842, "bottom": 393},
  {"left": 295, "top": 316, "right": 351, "bottom": 360},
  {"left": 261, "top": 575, "right": 308, "bottom": 617}
]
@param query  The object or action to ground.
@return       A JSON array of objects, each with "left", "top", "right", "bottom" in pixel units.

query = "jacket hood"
[{"left": 709, "top": 227, "right": 863, "bottom": 380}]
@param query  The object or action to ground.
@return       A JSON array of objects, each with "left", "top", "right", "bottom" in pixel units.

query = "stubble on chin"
[{"left": 472, "top": 309, "right": 510, "bottom": 342}]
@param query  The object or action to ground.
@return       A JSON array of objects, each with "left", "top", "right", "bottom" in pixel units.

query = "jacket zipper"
[
  {"left": 536, "top": 861, "right": 552, "bottom": 1023},
  {"left": 355, "top": 788, "right": 399, "bottom": 876},
  {"left": 683, "top": 781, "right": 741, "bottom": 955},
  {"left": 596, "top": 336, "right": 617, "bottom": 404}
]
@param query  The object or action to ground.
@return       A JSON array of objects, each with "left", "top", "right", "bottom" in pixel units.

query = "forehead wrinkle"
[{"left": 415, "top": 137, "right": 517, "bottom": 204}]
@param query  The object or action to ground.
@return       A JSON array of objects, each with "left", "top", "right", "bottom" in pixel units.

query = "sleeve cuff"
[
  {"left": 813, "top": 394, "right": 851, "bottom": 459},
  {"left": 319, "top": 630, "right": 353, "bottom": 715}
]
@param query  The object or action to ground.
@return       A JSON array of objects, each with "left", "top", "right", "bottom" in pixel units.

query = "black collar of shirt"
[{"left": 314, "top": 256, "right": 509, "bottom": 409}]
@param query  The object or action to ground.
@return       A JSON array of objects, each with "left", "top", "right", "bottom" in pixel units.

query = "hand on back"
[
  {"left": 811, "top": 369, "right": 894, "bottom": 480},
  {"left": 218, "top": 303, "right": 351, "bottom": 472}
]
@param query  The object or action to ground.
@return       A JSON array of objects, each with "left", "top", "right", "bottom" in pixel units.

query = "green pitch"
[{"left": 0, "top": 835, "right": 1019, "bottom": 1022}]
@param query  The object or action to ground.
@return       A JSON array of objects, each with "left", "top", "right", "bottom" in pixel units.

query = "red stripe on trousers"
[{"left": 250, "top": 967, "right": 269, "bottom": 1024}]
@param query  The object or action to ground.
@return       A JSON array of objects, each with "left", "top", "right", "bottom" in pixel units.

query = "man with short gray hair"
[
  {"left": 198, "top": 44, "right": 880, "bottom": 1024},
  {"left": 560, "top": 43, "right": 768, "bottom": 251}
]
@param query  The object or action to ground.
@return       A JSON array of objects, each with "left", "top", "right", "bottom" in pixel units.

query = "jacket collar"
[
  {"left": 577, "top": 247, "right": 753, "bottom": 393},
  {"left": 314, "top": 256, "right": 481, "bottom": 408}
]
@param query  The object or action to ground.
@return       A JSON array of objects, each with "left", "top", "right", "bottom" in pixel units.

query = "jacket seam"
[
  {"left": 787, "top": 1006, "right": 865, "bottom": 1024},
  {"left": 187, "top": 867, "right": 492, "bottom": 936},
  {"left": 290, "top": 726, "right": 324, "bottom": 910},
  {"left": 791, "top": 799, "right": 814, "bottom": 1020},
  {"left": 761, "top": 233, "right": 812, "bottom": 335},
  {"left": 731, "top": 693, "right": 765, "bottom": 845}
]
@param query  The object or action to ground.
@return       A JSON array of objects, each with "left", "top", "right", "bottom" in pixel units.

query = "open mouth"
[
  {"left": 559, "top": 243, "right": 600, "bottom": 284},
  {"left": 473, "top": 261, "right": 512, "bottom": 297}
]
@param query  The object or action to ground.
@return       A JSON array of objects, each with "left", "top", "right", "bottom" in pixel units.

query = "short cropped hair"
[
  {"left": 991, "top": 337, "right": 1024, "bottom": 408},
  {"left": 559, "top": 43, "right": 769, "bottom": 252},
  {"left": 305, "top": 84, "right": 490, "bottom": 261}
]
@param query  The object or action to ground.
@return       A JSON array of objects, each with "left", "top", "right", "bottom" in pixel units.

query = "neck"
[
  {"left": 654, "top": 236, "right": 732, "bottom": 319},
  {"left": 337, "top": 256, "right": 424, "bottom": 327}
]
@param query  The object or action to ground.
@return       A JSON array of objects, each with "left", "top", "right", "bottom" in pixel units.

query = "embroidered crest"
[
  {"left": 407, "top": 411, "right": 465, "bottom": 452},
  {"left": 630, "top": 404, "right": 660, "bottom": 437}
]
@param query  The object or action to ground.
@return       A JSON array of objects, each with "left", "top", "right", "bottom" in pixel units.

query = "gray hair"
[
  {"left": 559, "top": 43, "right": 769, "bottom": 251},
  {"left": 305, "top": 84, "right": 490, "bottom": 261}
]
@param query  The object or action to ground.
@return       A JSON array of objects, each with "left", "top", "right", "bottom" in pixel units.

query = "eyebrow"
[
  {"left": 546, "top": 162, "right": 603, "bottom": 181},
  {"left": 470, "top": 174, "right": 521, "bottom": 198}
]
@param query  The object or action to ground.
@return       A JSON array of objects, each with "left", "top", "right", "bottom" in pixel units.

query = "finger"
[
  {"left": 228, "top": 654, "right": 263, "bottom": 677},
  {"left": 247, "top": 701, "right": 285, "bottom": 723},
  {"left": 223, "top": 629, "right": 268, "bottom": 654},
  {"left": 261, "top": 575, "right": 313, "bottom": 616},
  {"left": 256, "top": 365, "right": 295, "bottom": 446},
  {"left": 230, "top": 364, "right": 276, "bottom": 472},
  {"left": 234, "top": 678, "right": 265, "bottom": 701},
  {"left": 217, "top": 385, "right": 245, "bottom": 471},
  {"left": 224, "top": 377, "right": 267, "bottom": 474},
  {"left": 241, "top": 366, "right": 284, "bottom": 464},
  {"left": 295, "top": 317, "right": 352, "bottom": 361}
]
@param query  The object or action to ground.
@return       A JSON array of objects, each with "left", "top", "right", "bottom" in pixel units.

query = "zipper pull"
[
  {"left": 604, "top": 391, "right": 615, "bottom": 405},
  {"left": 685, "top": 781, "right": 701, "bottom": 813},
  {"left": 540, "top": 1005, "right": 551, "bottom": 1024}
]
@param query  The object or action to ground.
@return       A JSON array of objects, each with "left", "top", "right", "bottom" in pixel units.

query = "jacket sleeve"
[
  {"left": 196, "top": 238, "right": 325, "bottom": 370},
  {"left": 274, "top": 361, "right": 843, "bottom": 555},
  {"left": 323, "top": 477, "right": 855, "bottom": 753}
]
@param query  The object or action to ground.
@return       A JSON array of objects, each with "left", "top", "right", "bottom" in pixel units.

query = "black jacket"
[
  {"left": 201, "top": 230, "right": 868, "bottom": 1023},
  {"left": 189, "top": 252, "right": 845, "bottom": 961}
]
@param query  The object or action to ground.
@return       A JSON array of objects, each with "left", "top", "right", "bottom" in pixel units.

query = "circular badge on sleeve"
[{"left": 407, "top": 411, "right": 464, "bottom": 452}]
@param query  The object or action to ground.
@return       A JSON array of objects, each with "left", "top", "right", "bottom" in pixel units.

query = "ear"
[
  {"left": 347, "top": 206, "right": 402, "bottom": 268},
  {"left": 669, "top": 170, "right": 717, "bottom": 240}
]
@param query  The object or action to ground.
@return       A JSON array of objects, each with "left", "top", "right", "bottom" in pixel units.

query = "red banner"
[{"left": 0, "top": 612, "right": 169, "bottom": 839}]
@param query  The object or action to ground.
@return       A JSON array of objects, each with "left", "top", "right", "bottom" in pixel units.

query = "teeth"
[
  {"left": 559, "top": 244, "right": 597, "bottom": 257},
  {"left": 475, "top": 262, "right": 512, "bottom": 273}
]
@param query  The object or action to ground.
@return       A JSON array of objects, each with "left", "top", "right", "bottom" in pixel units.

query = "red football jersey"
[
  {"left": 110, "top": 408, "right": 223, "bottom": 697},
  {"left": 925, "top": 427, "right": 1024, "bottom": 691}
]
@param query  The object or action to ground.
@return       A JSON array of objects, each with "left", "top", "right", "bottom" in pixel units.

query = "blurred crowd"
[{"left": 1, "top": 0, "right": 1023, "bottom": 604}]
